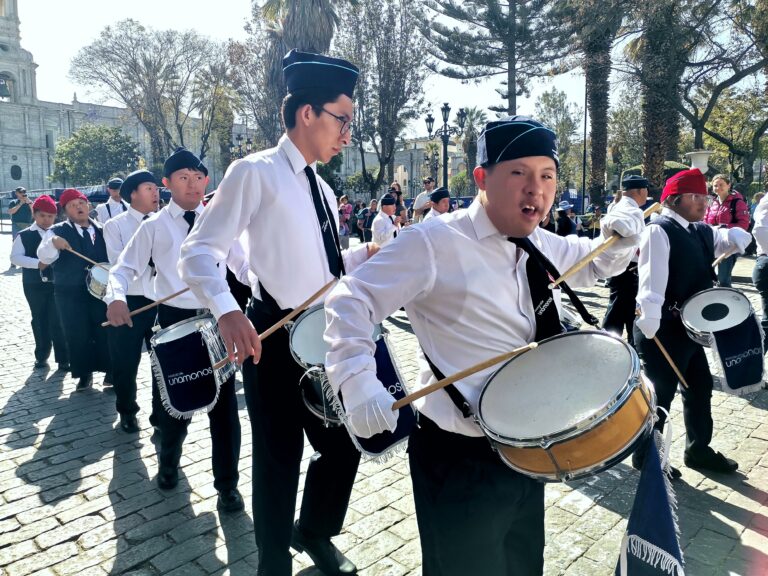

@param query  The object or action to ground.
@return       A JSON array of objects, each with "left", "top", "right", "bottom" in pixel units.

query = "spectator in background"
[
  {"left": 413, "top": 176, "right": 436, "bottom": 222},
  {"left": 338, "top": 195, "right": 353, "bottom": 249},
  {"left": 8, "top": 187, "right": 33, "bottom": 241},
  {"left": 704, "top": 174, "right": 749, "bottom": 287},
  {"left": 357, "top": 199, "right": 378, "bottom": 242},
  {"left": 555, "top": 200, "right": 577, "bottom": 236}
]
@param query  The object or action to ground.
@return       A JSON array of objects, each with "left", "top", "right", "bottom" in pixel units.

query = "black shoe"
[
  {"left": 103, "top": 374, "right": 113, "bottom": 387},
  {"left": 632, "top": 452, "right": 681, "bottom": 480},
  {"left": 34, "top": 360, "right": 49, "bottom": 369},
  {"left": 76, "top": 374, "right": 93, "bottom": 390},
  {"left": 119, "top": 415, "right": 140, "bottom": 434},
  {"left": 291, "top": 521, "right": 357, "bottom": 575},
  {"left": 684, "top": 450, "right": 738, "bottom": 474},
  {"left": 156, "top": 467, "right": 178, "bottom": 490},
  {"left": 57, "top": 363, "right": 70, "bottom": 372},
  {"left": 666, "top": 465, "right": 682, "bottom": 480},
  {"left": 217, "top": 488, "right": 245, "bottom": 513}
]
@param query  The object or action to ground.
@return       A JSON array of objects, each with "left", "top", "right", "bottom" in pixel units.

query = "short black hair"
[{"left": 281, "top": 88, "right": 346, "bottom": 130}]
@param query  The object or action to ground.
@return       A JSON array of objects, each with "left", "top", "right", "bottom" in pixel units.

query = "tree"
[
  {"left": 534, "top": 88, "right": 580, "bottom": 188},
  {"left": 458, "top": 107, "right": 488, "bottom": 196},
  {"left": 70, "top": 19, "right": 226, "bottom": 166},
  {"left": 318, "top": 153, "right": 344, "bottom": 194},
  {"left": 336, "top": 0, "right": 428, "bottom": 194},
  {"left": 52, "top": 125, "right": 139, "bottom": 186},
  {"left": 608, "top": 87, "right": 644, "bottom": 174},
  {"left": 449, "top": 171, "right": 469, "bottom": 196},
  {"left": 422, "top": 0, "right": 570, "bottom": 114}
]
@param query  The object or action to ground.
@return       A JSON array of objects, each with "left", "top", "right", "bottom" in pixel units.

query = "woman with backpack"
[{"left": 704, "top": 174, "right": 750, "bottom": 287}]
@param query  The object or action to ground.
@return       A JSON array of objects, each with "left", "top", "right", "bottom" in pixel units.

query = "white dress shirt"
[
  {"left": 752, "top": 195, "right": 768, "bottom": 256},
  {"left": 103, "top": 207, "right": 155, "bottom": 298},
  {"left": 324, "top": 198, "right": 639, "bottom": 437},
  {"left": 105, "top": 200, "right": 215, "bottom": 309},
  {"left": 636, "top": 207, "right": 735, "bottom": 321},
  {"left": 371, "top": 212, "right": 399, "bottom": 247},
  {"left": 37, "top": 221, "right": 100, "bottom": 265},
  {"left": 10, "top": 223, "right": 45, "bottom": 268},
  {"left": 178, "top": 134, "right": 368, "bottom": 319},
  {"left": 95, "top": 198, "right": 129, "bottom": 223}
]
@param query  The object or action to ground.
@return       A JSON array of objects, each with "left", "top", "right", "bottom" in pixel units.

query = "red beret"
[
  {"left": 59, "top": 188, "right": 88, "bottom": 207},
  {"left": 660, "top": 168, "right": 707, "bottom": 202},
  {"left": 32, "top": 195, "right": 57, "bottom": 214}
]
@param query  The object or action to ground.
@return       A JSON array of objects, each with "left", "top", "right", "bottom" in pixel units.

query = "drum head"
[
  {"left": 88, "top": 265, "right": 111, "bottom": 283},
  {"left": 290, "top": 304, "right": 382, "bottom": 367},
  {"left": 152, "top": 315, "right": 213, "bottom": 345},
  {"left": 478, "top": 332, "right": 636, "bottom": 441},
  {"left": 681, "top": 288, "right": 751, "bottom": 334}
]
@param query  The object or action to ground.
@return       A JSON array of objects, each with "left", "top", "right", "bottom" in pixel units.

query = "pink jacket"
[{"left": 704, "top": 192, "right": 749, "bottom": 230}]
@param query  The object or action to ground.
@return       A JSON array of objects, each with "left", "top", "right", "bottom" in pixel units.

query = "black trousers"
[
  {"left": 54, "top": 285, "right": 111, "bottom": 379},
  {"left": 243, "top": 297, "right": 361, "bottom": 576},
  {"left": 752, "top": 255, "right": 768, "bottom": 350},
  {"left": 23, "top": 282, "right": 68, "bottom": 364},
  {"left": 108, "top": 295, "right": 156, "bottom": 418},
  {"left": 633, "top": 319, "right": 714, "bottom": 458},
  {"left": 154, "top": 305, "right": 241, "bottom": 492},
  {"left": 409, "top": 416, "right": 545, "bottom": 576},
  {"left": 602, "top": 266, "right": 638, "bottom": 347}
]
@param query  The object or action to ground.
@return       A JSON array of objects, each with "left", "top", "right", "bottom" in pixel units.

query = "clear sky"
[{"left": 19, "top": 0, "right": 587, "bottom": 136}]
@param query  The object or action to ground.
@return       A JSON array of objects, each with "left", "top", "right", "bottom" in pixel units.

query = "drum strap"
[{"left": 422, "top": 350, "right": 473, "bottom": 419}]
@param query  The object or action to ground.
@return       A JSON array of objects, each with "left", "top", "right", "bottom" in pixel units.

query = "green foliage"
[
  {"left": 318, "top": 153, "right": 344, "bottom": 195},
  {"left": 535, "top": 88, "right": 581, "bottom": 189},
  {"left": 449, "top": 171, "right": 469, "bottom": 196},
  {"left": 608, "top": 88, "right": 644, "bottom": 170},
  {"left": 459, "top": 107, "right": 487, "bottom": 196},
  {"left": 52, "top": 125, "right": 139, "bottom": 186},
  {"left": 344, "top": 170, "right": 378, "bottom": 198}
]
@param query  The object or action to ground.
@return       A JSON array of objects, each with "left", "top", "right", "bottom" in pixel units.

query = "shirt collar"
[
  {"left": 30, "top": 222, "right": 45, "bottom": 233},
  {"left": 467, "top": 198, "right": 503, "bottom": 240},
  {"left": 167, "top": 198, "right": 204, "bottom": 219},
  {"left": 279, "top": 133, "right": 315, "bottom": 175},
  {"left": 128, "top": 206, "right": 148, "bottom": 222},
  {"left": 661, "top": 206, "right": 692, "bottom": 227},
  {"left": 108, "top": 197, "right": 125, "bottom": 206},
  {"left": 623, "top": 196, "right": 639, "bottom": 209}
]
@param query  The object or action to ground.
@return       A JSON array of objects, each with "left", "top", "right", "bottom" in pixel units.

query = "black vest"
[
  {"left": 49, "top": 220, "right": 109, "bottom": 287},
  {"left": 19, "top": 227, "right": 52, "bottom": 285},
  {"left": 652, "top": 215, "right": 716, "bottom": 319}
]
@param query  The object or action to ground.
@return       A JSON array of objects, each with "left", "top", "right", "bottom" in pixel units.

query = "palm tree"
[{"left": 459, "top": 107, "right": 488, "bottom": 196}]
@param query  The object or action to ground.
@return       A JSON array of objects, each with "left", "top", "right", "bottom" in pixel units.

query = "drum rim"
[
  {"left": 680, "top": 287, "right": 751, "bottom": 335},
  {"left": 86, "top": 263, "right": 111, "bottom": 298},
  {"left": 289, "top": 303, "right": 326, "bottom": 369},
  {"left": 150, "top": 312, "right": 215, "bottom": 347},
  {"left": 476, "top": 330, "right": 642, "bottom": 446}
]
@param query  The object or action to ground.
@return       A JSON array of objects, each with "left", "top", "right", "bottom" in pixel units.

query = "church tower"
[{"left": 0, "top": 0, "right": 37, "bottom": 104}]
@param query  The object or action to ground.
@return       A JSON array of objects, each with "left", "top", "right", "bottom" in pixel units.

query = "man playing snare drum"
[
  {"left": 633, "top": 168, "right": 751, "bottom": 477},
  {"left": 323, "top": 116, "right": 645, "bottom": 576}
]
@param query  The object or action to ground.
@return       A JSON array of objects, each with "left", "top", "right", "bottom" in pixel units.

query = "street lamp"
[
  {"left": 425, "top": 103, "right": 467, "bottom": 188},
  {"left": 230, "top": 133, "right": 253, "bottom": 160},
  {"left": 423, "top": 151, "right": 439, "bottom": 182}
]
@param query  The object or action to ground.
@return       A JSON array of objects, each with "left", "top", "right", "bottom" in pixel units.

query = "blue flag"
[{"left": 616, "top": 433, "right": 685, "bottom": 575}]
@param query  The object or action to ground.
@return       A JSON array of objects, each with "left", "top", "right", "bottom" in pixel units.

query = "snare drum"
[
  {"left": 559, "top": 303, "right": 582, "bottom": 332},
  {"left": 150, "top": 313, "right": 236, "bottom": 420},
  {"left": 86, "top": 264, "right": 111, "bottom": 299},
  {"left": 477, "top": 331, "right": 655, "bottom": 482},
  {"left": 680, "top": 287, "right": 753, "bottom": 346}
]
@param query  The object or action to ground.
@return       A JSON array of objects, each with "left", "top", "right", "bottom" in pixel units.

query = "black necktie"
[
  {"left": 183, "top": 210, "right": 196, "bottom": 235},
  {"left": 389, "top": 216, "right": 398, "bottom": 238},
  {"left": 143, "top": 214, "right": 150, "bottom": 221},
  {"left": 508, "top": 237, "right": 566, "bottom": 341},
  {"left": 81, "top": 226, "right": 94, "bottom": 254},
  {"left": 304, "top": 166, "right": 342, "bottom": 277}
]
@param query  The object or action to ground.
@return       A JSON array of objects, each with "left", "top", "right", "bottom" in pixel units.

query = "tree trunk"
[
  {"left": 584, "top": 35, "right": 611, "bottom": 206},
  {"left": 508, "top": 0, "right": 517, "bottom": 115}
]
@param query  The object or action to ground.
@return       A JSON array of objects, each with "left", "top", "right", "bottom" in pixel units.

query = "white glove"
[
  {"left": 345, "top": 388, "right": 398, "bottom": 439},
  {"left": 726, "top": 227, "right": 751, "bottom": 253},
  {"left": 600, "top": 203, "right": 644, "bottom": 238},
  {"left": 635, "top": 314, "right": 660, "bottom": 340}
]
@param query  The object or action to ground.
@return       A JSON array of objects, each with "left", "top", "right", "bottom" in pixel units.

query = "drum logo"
[
  {"left": 723, "top": 348, "right": 762, "bottom": 367},
  {"left": 535, "top": 296, "right": 554, "bottom": 317},
  {"left": 387, "top": 381, "right": 404, "bottom": 395},
  {"left": 167, "top": 367, "right": 213, "bottom": 386}
]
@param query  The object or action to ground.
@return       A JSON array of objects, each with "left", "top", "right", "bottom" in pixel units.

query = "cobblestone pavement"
[{"left": 1, "top": 232, "right": 767, "bottom": 576}]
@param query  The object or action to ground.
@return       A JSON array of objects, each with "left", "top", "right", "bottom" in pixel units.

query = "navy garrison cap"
[
  {"left": 622, "top": 175, "right": 649, "bottom": 190},
  {"left": 282, "top": 49, "right": 359, "bottom": 98},
  {"left": 380, "top": 195, "right": 396, "bottom": 206},
  {"left": 107, "top": 178, "right": 124, "bottom": 190},
  {"left": 164, "top": 147, "right": 208, "bottom": 177},
  {"left": 477, "top": 116, "right": 559, "bottom": 168},
  {"left": 430, "top": 187, "right": 450, "bottom": 203},
  {"left": 120, "top": 170, "right": 158, "bottom": 202}
]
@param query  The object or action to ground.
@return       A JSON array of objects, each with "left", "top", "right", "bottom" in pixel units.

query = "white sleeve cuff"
[
  {"left": 339, "top": 371, "right": 387, "bottom": 412},
  {"left": 209, "top": 291, "right": 241, "bottom": 320},
  {"left": 342, "top": 242, "right": 369, "bottom": 274}
]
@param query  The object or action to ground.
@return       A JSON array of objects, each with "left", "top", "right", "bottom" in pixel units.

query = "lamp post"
[
  {"left": 425, "top": 103, "right": 467, "bottom": 188},
  {"left": 229, "top": 133, "right": 253, "bottom": 160},
  {"left": 423, "top": 150, "right": 439, "bottom": 182}
]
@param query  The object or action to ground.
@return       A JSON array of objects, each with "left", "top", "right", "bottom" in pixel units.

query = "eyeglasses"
[
  {"left": 681, "top": 193, "right": 710, "bottom": 202},
  {"left": 320, "top": 108, "right": 353, "bottom": 135}
]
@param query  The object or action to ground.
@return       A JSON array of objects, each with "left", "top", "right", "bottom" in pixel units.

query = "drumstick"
[
  {"left": 392, "top": 343, "right": 538, "bottom": 410},
  {"left": 548, "top": 202, "right": 662, "bottom": 290},
  {"left": 712, "top": 248, "right": 736, "bottom": 269},
  {"left": 65, "top": 247, "right": 110, "bottom": 270},
  {"left": 651, "top": 335, "right": 690, "bottom": 390},
  {"left": 101, "top": 288, "right": 190, "bottom": 327},
  {"left": 258, "top": 279, "right": 337, "bottom": 341}
]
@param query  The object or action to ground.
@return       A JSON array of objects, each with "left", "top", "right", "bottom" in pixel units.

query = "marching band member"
[
  {"left": 422, "top": 187, "right": 450, "bottom": 221},
  {"left": 102, "top": 170, "right": 160, "bottom": 434},
  {"left": 323, "top": 116, "right": 644, "bottom": 576},
  {"left": 104, "top": 149, "right": 243, "bottom": 513},
  {"left": 371, "top": 195, "right": 401, "bottom": 247},
  {"left": 751, "top": 192, "right": 768, "bottom": 350},
  {"left": 38, "top": 189, "right": 111, "bottom": 390},
  {"left": 95, "top": 178, "right": 129, "bottom": 223},
  {"left": 633, "top": 168, "right": 751, "bottom": 477},
  {"left": 601, "top": 175, "right": 650, "bottom": 347},
  {"left": 179, "top": 49, "right": 374, "bottom": 576},
  {"left": 10, "top": 195, "right": 69, "bottom": 371}
]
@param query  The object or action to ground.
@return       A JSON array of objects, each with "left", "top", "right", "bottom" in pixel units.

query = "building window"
[
  {"left": 0, "top": 74, "right": 13, "bottom": 102},
  {"left": 11, "top": 165, "right": 22, "bottom": 180}
]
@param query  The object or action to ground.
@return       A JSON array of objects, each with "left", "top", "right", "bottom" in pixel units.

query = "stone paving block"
[
  {"left": 0, "top": 516, "right": 58, "bottom": 547},
  {"left": 0, "top": 540, "right": 39, "bottom": 568},
  {"left": 167, "top": 511, "right": 219, "bottom": 544},
  {"left": 195, "top": 533, "right": 256, "bottom": 573},
  {"left": 684, "top": 526, "right": 737, "bottom": 565},
  {"left": 104, "top": 489, "right": 164, "bottom": 521},
  {"left": 389, "top": 538, "right": 421, "bottom": 571},
  {"left": 164, "top": 562, "right": 208, "bottom": 576},
  {"left": 102, "top": 535, "right": 169, "bottom": 574},
  {"left": 54, "top": 495, "right": 112, "bottom": 524},
  {"left": 347, "top": 530, "right": 406, "bottom": 571},
  {"left": 347, "top": 507, "right": 407, "bottom": 540},
  {"left": 5, "top": 542, "right": 78, "bottom": 576},
  {"left": 351, "top": 486, "right": 408, "bottom": 516},
  {"left": 149, "top": 533, "right": 218, "bottom": 573},
  {"left": 53, "top": 541, "right": 117, "bottom": 575},
  {"left": 137, "top": 492, "right": 195, "bottom": 522},
  {"left": 359, "top": 557, "right": 409, "bottom": 576},
  {"left": 34, "top": 514, "right": 105, "bottom": 550}
]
